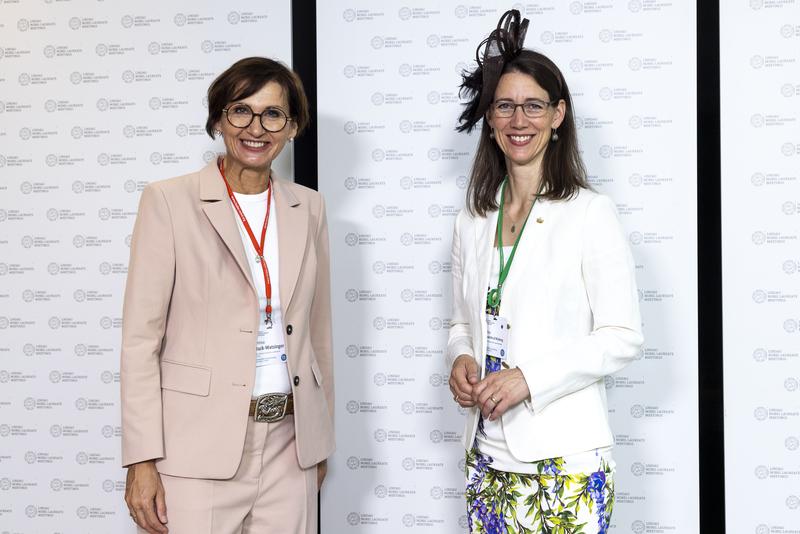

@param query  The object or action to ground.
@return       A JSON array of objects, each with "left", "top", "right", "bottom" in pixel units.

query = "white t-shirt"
[{"left": 230, "top": 188, "right": 291, "bottom": 396}]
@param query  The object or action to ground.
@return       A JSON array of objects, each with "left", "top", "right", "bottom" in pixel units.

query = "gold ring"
[{"left": 490, "top": 395, "right": 499, "bottom": 404}]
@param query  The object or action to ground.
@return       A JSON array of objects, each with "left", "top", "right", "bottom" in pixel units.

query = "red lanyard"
[{"left": 218, "top": 158, "right": 273, "bottom": 326}]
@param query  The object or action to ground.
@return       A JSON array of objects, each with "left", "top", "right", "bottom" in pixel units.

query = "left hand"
[
  {"left": 317, "top": 459, "right": 327, "bottom": 491},
  {"left": 472, "top": 367, "right": 530, "bottom": 421}
]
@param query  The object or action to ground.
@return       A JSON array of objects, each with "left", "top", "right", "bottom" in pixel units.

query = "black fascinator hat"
[{"left": 457, "top": 9, "right": 529, "bottom": 133}]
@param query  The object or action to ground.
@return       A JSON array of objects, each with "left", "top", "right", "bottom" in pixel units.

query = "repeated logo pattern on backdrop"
[
  {"left": 0, "top": 1, "right": 292, "bottom": 531},
  {"left": 721, "top": 1, "right": 800, "bottom": 531},
  {"left": 318, "top": 1, "right": 698, "bottom": 532}
]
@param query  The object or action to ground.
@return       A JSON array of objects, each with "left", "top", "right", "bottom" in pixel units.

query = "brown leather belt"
[{"left": 249, "top": 393, "right": 293, "bottom": 422}]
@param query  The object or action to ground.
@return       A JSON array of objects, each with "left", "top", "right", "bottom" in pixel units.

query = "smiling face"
[
  {"left": 215, "top": 80, "right": 297, "bottom": 175},
  {"left": 486, "top": 71, "right": 565, "bottom": 170}
]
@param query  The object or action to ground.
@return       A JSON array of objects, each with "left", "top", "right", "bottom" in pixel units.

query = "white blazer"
[{"left": 447, "top": 187, "right": 644, "bottom": 462}]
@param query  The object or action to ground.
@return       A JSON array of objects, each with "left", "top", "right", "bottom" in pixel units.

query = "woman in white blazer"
[{"left": 448, "top": 11, "right": 643, "bottom": 533}]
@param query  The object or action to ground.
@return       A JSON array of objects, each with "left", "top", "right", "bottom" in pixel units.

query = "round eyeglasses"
[
  {"left": 222, "top": 104, "right": 292, "bottom": 132},
  {"left": 492, "top": 99, "right": 556, "bottom": 119}
]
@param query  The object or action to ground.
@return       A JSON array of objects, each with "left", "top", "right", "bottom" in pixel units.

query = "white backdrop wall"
[
  {"left": 0, "top": 1, "right": 292, "bottom": 531},
  {"left": 721, "top": 1, "right": 800, "bottom": 531},
  {"left": 318, "top": 1, "right": 698, "bottom": 533}
]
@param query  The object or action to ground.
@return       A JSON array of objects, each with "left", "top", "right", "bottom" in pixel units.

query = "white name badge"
[
  {"left": 255, "top": 315, "right": 287, "bottom": 368},
  {"left": 485, "top": 314, "right": 509, "bottom": 362}
]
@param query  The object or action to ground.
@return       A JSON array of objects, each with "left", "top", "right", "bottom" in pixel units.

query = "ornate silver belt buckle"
[{"left": 254, "top": 393, "right": 288, "bottom": 423}]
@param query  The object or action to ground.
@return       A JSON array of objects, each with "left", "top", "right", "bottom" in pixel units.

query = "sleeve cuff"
[
  {"left": 447, "top": 336, "right": 474, "bottom": 368},
  {"left": 516, "top": 361, "right": 538, "bottom": 414}
]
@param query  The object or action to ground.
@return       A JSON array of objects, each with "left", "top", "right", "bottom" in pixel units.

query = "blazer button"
[
  {"left": 286, "top": 324, "right": 293, "bottom": 335},
  {"left": 293, "top": 376, "right": 300, "bottom": 386}
]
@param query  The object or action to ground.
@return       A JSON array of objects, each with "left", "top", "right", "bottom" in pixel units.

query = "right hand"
[
  {"left": 125, "top": 460, "right": 168, "bottom": 533},
  {"left": 449, "top": 354, "right": 479, "bottom": 408}
]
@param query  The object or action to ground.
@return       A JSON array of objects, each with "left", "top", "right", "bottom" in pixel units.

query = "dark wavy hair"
[
  {"left": 458, "top": 11, "right": 588, "bottom": 216},
  {"left": 205, "top": 57, "right": 309, "bottom": 138}
]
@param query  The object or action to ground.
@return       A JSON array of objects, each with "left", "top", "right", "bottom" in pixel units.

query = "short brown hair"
[{"left": 205, "top": 57, "right": 310, "bottom": 138}]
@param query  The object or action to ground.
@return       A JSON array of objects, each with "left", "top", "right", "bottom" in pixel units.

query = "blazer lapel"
[
  {"left": 475, "top": 209, "right": 498, "bottom": 306},
  {"left": 273, "top": 179, "right": 306, "bottom": 314},
  {"left": 473, "top": 208, "right": 498, "bottom": 375},
  {"left": 198, "top": 161, "right": 255, "bottom": 292}
]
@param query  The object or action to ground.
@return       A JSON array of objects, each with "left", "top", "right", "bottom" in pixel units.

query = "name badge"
[
  {"left": 256, "top": 313, "right": 288, "bottom": 368},
  {"left": 485, "top": 314, "right": 509, "bottom": 363}
]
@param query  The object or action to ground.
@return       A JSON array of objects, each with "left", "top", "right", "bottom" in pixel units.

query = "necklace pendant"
[{"left": 510, "top": 224, "right": 516, "bottom": 233}]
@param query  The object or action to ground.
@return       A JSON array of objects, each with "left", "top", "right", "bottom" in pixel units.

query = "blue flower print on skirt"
[{"left": 465, "top": 447, "right": 615, "bottom": 533}]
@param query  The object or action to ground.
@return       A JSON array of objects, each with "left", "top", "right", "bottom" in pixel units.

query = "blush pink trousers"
[{"left": 139, "top": 416, "right": 317, "bottom": 534}]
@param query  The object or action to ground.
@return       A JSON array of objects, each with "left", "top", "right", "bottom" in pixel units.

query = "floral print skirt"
[{"left": 465, "top": 447, "right": 614, "bottom": 534}]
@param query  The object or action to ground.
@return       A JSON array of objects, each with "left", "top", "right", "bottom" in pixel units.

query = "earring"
[
  {"left": 489, "top": 129, "right": 495, "bottom": 139},
  {"left": 550, "top": 129, "right": 559, "bottom": 142},
  {"left": 289, "top": 137, "right": 294, "bottom": 143},
  {"left": 214, "top": 129, "right": 222, "bottom": 137}
]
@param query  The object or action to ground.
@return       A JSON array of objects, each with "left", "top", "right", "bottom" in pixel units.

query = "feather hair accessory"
[{"left": 457, "top": 9, "right": 529, "bottom": 133}]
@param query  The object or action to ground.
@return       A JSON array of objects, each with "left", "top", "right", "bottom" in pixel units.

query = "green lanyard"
[{"left": 486, "top": 177, "right": 540, "bottom": 309}]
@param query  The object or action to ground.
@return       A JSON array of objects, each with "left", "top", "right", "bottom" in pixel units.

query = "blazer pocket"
[
  {"left": 160, "top": 359, "right": 212, "bottom": 396},
  {"left": 310, "top": 359, "right": 323, "bottom": 386}
]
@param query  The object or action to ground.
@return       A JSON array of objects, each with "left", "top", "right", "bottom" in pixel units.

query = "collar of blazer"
[
  {"left": 197, "top": 160, "right": 308, "bottom": 314},
  {"left": 474, "top": 188, "right": 553, "bottom": 311}
]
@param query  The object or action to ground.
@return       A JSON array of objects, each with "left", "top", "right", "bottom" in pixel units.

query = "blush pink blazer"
[{"left": 120, "top": 161, "right": 334, "bottom": 478}]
